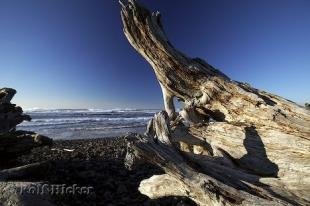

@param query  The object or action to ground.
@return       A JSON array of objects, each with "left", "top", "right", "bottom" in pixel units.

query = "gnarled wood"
[
  {"left": 120, "top": 1, "right": 310, "bottom": 205},
  {"left": 0, "top": 131, "right": 53, "bottom": 158},
  {"left": 127, "top": 112, "right": 305, "bottom": 205},
  {"left": 0, "top": 88, "right": 52, "bottom": 159},
  {"left": 0, "top": 88, "right": 31, "bottom": 134}
]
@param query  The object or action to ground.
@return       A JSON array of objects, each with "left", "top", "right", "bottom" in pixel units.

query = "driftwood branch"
[
  {"left": 0, "top": 88, "right": 53, "bottom": 159},
  {"left": 120, "top": 1, "right": 310, "bottom": 205},
  {"left": 0, "top": 88, "right": 31, "bottom": 134},
  {"left": 0, "top": 162, "right": 54, "bottom": 206},
  {"left": 0, "top": 88, "right": 54, "bottom": 205},
  {"left": 0, "top": 162, "right": 51, "bottom": 181}
]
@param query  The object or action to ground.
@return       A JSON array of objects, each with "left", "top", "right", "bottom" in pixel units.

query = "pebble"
[{"left": 14, "top": 137, "right": 196, "bottom": 206}]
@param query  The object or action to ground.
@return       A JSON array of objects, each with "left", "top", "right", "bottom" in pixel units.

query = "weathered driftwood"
[
  {"left": 0, "top": 88, "right": 31, "bottom": 134},
  {"left": 0, "top": 181, "right": 55, "bottom": 206},
  {"left": 120, "top": 1, "right": 310, "bottom": 205},
  {"left": 0, "top": 163, "right": 55, "bottom": 206},
  {"left": 0, "top": 161, "right": 51, "bottom": 181},
  {"left": 0, "top": 88, "right": 54, "bottom": 205},
  {"left": 0, "top": 88, "right": 52, "bottom": 159},
  {"left": 0, "top": 131, "right": 52, "bottom": 158}
]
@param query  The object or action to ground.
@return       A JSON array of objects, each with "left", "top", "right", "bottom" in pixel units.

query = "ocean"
[{"left": 18, "top": 109, "right": 158, "bottom": 139}]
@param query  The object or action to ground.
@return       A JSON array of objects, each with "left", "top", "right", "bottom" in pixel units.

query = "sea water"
[{"left": 18, "top": 109, "right": 158, "bottom": 139}]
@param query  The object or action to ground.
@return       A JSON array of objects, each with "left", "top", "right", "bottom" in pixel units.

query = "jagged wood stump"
[
  {"left": 120, "top": 1, "right": 310, "bottom": 205},
  {"left": 0, "top": 88, "right": 52, "bottom": 159},
  {"left": 0, "top": 88, "right": 31, "bottom": 134}
]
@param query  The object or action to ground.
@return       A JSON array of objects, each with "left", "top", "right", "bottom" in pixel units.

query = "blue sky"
[{"left": 0, "top": 0, "right": 309, "bottom": 109}]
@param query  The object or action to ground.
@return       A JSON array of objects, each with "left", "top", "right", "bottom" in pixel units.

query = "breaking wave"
[{"left": 18, "top": 108, "right": 159, "bottom": 139}]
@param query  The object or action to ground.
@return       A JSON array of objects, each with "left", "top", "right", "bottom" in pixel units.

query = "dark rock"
[{"left": 116, "top": 184, "right": 127, "bottom": 194}]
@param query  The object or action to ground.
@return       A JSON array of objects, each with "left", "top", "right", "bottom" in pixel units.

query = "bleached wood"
[{"left": 120, "top": 1, "right": 310, "bottom": 205}]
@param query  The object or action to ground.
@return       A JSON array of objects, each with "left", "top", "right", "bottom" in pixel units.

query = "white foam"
[
  {"left": 19, "top": 116, "right": 152, "bottom": 127},
  {"left": 24, "top": 108, "right": 159, "bottom": 114}
]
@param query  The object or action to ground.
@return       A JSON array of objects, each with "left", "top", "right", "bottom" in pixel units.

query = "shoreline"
[
  {"left": 10, "top": 136, "right": 196, "bottom": 206},
  {"left": 18, "top": 108, "right": 156, "bottom": 140}
]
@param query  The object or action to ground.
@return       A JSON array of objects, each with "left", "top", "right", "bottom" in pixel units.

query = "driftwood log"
[
  {"left": 0, "top": 162, "right": 54, "bottom": 206},
  {"left": 120, "top": 1, "right": 310, "bottom": 205},
  {"left": 0, "top": 88, "right": 31, "bottom": 134},
  {"left": 0, "top": 88, "right": 54, "bottom": 205},
  {"left": 0, "top": 88, "right": 52, "bottom": 159},
  {"left": 0, "top": 131, "right": 53, "bottom": 158}
]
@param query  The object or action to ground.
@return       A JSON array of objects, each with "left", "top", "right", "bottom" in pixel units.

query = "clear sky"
[{"left": 0, "top": 0, "right": 309, "bottom": 109}]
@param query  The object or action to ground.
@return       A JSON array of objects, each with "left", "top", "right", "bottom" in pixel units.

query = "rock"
[{"left": 117, "top": 184, "right": 127, "bottom": 194}]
